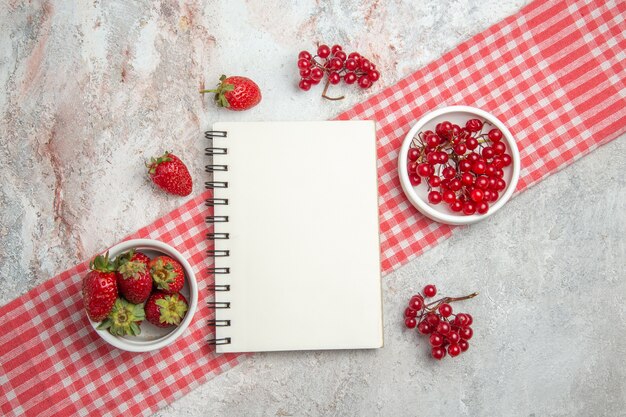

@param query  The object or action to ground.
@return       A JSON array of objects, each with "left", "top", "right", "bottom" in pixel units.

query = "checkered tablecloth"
[{"left": 1, "top": 0, "right": 625, "bottom": 415}]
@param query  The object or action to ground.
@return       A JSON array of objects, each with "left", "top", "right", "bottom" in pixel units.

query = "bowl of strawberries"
[{"left": 82, "top": 239, "right": 198, "bottom": 352}]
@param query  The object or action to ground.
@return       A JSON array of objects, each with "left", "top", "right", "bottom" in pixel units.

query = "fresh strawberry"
[
  {"left": 82, "top": 252, "right": 118, "bottom": 322},
  {"left": 145, "top": 291, "right": 188, "bottom": 327},
  {"left": 200, "top": 75, "right": 261, "bottom": 111},
  {"left": 147, "top": 151, "right": 192, "bottom": 196},
  {"left": 148, "top": 255, "right": 185, "bottom": 294},
  {"left": 97, "top": 298, "right": 145, "bottom": 336},
  {"left": 115, "top": 249, "right": 152, "bottom": 304}
]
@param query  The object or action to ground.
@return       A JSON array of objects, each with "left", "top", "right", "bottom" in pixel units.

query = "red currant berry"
[
  {"left": 311, "top": 67, "right": 324, "bottom": 80},
  {"left": 368, "top": 70, "right": 380, "bottom": 82},
  {"left": 466, "top": 137, "right": 479, "bottom": 150},
  {"left": 459, "top": 340, "right": 469, "bottom": 352},
  {"left": 450, "top": 124, "right": 461, "bottom": 138},
  {"left": 328, "top": 72, "right": 341, "bottom": 85},
  {"left": 423, "top": 284, "right": 437, "bottom": 298},
  {"left": 455, "top": 313, "right": 469, "bottom": 327},
  {"left": 417, "top": 321, "right": 432, "bottom": 334},
  {"left": 493, "top": 141, "right": 506, "bottom": 155},
  {"left": 465, "top": 118, "right": 483, "bottom": 132},
  {"left": 298, "top": 50, "right": 312, "bottom": 60},
  {"left": 330, "top": 44, "right": 342, "bottom": 54},
  {"left": 408, "top": 148, "right": 419, "bottom": 161},
  {"left": 334, "top": 50, "right": 347, "bottom": 62},
  {"left": 442, "top": 166, "right": 456, "bottom": 179},
  {"left": 447, "top": 343, "right": 461, "bottom": 357},
  {"left": 496, "top": 178, "right": 507, "bottom": 191},
  {"left": 425, "top": 134, "right": 440, "bottom": 148},
  {"left": 453, "top": 143, "right": 467, "bottom": 155},
  {"left": 501, "top": 154, "right": 512, "bottom": 167},
  {"left": 360, "top": 59, "right": 372, "bottom": 71},
  {"left": 459, "top": 326, "right": 473, "bottom": 340},
  {"left": 461, "top": 172, "right": 474, "bottom": 186},
  {"left": 344, "top": 72, "right": 357, "bottom": 84},
  {"left": 442, "top": 190, "right": 456, "bottom": 204},
  {"left": 428, "top": 176, "right": 442, "bottom": 187},
  {"left": 489, "top": 190, "right": 499, "bottom": 202},
  {"left": 347, "top": 52, "right": 360, "bottom": 61},
  {"left": 425, "top": 312, "right": 440, "bottom": 326},
  {"left": 297, "top": 58, "right": 311, "bottom": 69},
  {"left": 329, "top": 57, "right": 343, "bottom": 70},
  {"left": 428, "top": 190, "right": 442, "bottom": 204},
  {"left": 409, "top": 174, "right": 421, "bottom": 186},
  {"left": 439, "top": 152, "right": 449, "bottom": 164},
  {"left": 491, "top": 156, "right": 504, "bottom": 168},
  {"left": 448, "top": 331, "right": 460, "bottom": 344},
  {"left": 474, "top": 176, "right": 488, "bottom": 190},
  {"left": 427, "top": 152, "right": 439, "bottom": 165},
  {"left": 429, "top": 333, "right": 444, "bottom": 347},
  {"left": 465, "top": 314, "right": 473, "bottom": 326},
  {"left": 459, "top": 160, "right": 472, "bottom": 172},
  {"left": 409, "top": 295, "right": 424, "bottom": 310},
  {"left": 298, "top": 79, "right": 311, "bottom": 91},
  {"left": 476, "top": 201, "right": 489, "bottom": 214},
  {"left": 438, "top": 303, "right": 453, "bottom": 317},
  {"left": 483, "top": 189, "right": 492, "bottom": 201},
  {"left": 440, "top": 121, "right": 452, "bottom": 134},
  {"left": 463, "top": 201, "right": 476, "bottom": 215},
  {"left": 448, "top": 178, "right": 462, "bottom": 191},
  {"left": 358, "top": 75, "right": 372, "bottom": 89},
  {"left": 417, "top": 163, "right": 431, "bottom": 177},
  {"left": 317, "top": 44, "right": 331, "bottom": 58},
  {"left": 309, "top": 76, "right": 321, "bottom": 85},
  {"left": 436, "top": 321, "right": 451, "bottom": 335},
  {"left": 482, "top": 146, "right": 495, "bottom": 159},
  {"left": 404, "top": 317, "right": 417, "bottom": 329},
  {"left": 345, "top": 59, "right": 358, "bottom": 71},
  {"left": 470, "top": 188, "right": 484, "bottom": 202},
  {"left": 450, "top": 200, "right": 463, "bottom": 212},
  {"left": 404, "top": 307, "right": 418, "bottom": 318},
  {"left": 488, "top": 128, "right": 503, "bottom": 141},
  {"left": 432, "top": 346, "right": 446, "bottom": 360},
  {"left": 472, "top": 160, "right": 486, "bottom": 174},
  {"left": 488, "top": 177, "right": 498, "bottom": 190},
  {"left": 467, "top": 152, "right": 480, "bottom": 163},
  {"left": 485, "top": 164, "right": 496, "bottom": 177},
  {"left": 494, "top": 168, "right": 504, "bottom": 178},
  {"left": 299, "top": 68, "right": 312, "bottom": 78}
]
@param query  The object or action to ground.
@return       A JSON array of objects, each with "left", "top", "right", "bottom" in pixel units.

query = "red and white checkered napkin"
[{"left": 1, "top": 0, "right": 625, "bottom": 415}]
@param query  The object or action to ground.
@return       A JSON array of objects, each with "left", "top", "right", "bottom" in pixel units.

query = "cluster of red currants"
[
  {"left": 297, "top": 44, "right": 380, "bottom": 100},
  {"left": 404, "top": 285, "right": 477, "bottom": 360},
  {"left": 407, "top": 118, "right": 513, "bottom": 215}
]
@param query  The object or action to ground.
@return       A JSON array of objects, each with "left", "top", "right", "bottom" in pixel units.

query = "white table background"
[{"left": 1, "top": 1, "right": 624, "bottom": 416}]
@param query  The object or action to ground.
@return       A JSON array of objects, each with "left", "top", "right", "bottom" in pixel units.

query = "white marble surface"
[{"left": 1, "top": 0, "right": 625, "bottom": 416}]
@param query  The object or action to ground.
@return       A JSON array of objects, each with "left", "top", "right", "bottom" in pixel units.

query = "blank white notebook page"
[{"left": 211, "top": 121, "right": 382, "bottom": 353}]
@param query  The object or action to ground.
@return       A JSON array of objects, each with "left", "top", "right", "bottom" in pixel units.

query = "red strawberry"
[
  {"left": 148, "top": 255, "right": 185, "bottom": 294},
  {"left": 200, "top": 75, "right": 261, "bottom": 111},
  {"left": 147, "top": 151, "right": 192, "bottom": 196},
  {"left": 115, "top": 249, "right": 152, "bottom": 304},
  {"left": 82, "top": 252, "right": 118, "bottom": 322},
  {"left": 145, "top": 291, "right": 188, "bottom": 327},
  {"left": 97, "top": 298, "right": 145, "bottom": 336}
]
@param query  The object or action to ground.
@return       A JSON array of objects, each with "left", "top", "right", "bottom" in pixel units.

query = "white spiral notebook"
[{"left": 206, "top": 121, "right": 383, "bottom": 353}]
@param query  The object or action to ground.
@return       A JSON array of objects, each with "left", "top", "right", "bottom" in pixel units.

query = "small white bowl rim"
[
  {"left": 88, "top": 238, "right": 198, "bottom": 352},
  {"left": 398, "top": 105, "right": 521, "bottom": 225}
]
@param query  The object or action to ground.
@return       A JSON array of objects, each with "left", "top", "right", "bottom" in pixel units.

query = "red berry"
[
  {"left": 405, "top": 317, "right": 417, "bottom": 328},
  {"left": 328, "top": 72, "right": 341, "bottom": 84},
  {"left": 461, "top": 172, "right": 474, "bottom": 186},
  {"left": 496, "top": 178, "right": 507, "bottom": 191},
  {"left": 472, "top": 160, "right": 487, "bottom": 174},
  {"left": 358, "top": 75, "right": 372, "bottom": 89},
  {"left": 455, "top": 313, "right": 470, "bottom": 327},
  {"left": 299, "top": 68, "right": 311, "bottom": 77},
  {"left": 329, "top": 57, "right": 343, "bottom": 70},
  {"left": 448, "top": 178, "right": 462, "bottom": 191},
  {"left": 426, "top": 313, "right": 440, "bottom": 326},
  {"left": 442, "top": 166, "right": 456, "bottom": 179},
  {"left": 311, "top": 67, "right": 324, "bottom": 80},
  {"left": 360, "top": 59, "right": 372, "bottom": 71},
  {"left": 347, "top": 52, "right": 361, "bottom": 61},
  {"left": 298, "top": 79, "right": 311, "bottom": 91},
  {"left": 429, "top": 333, "right": 444, "bottom": 347},
  {"left": 465, "top": 314, "right": 473, "bottom": 326},
  {"left": 493, "top": 141, "right": 507, "bottom": 155},
  {"left": 408, "top": 148, "right": 419, "bottom": 161},
  {"left": 409, "top": 174, "right": 422, "bottom": 186},
  {"left": 297, "top": 58, "right": 311, "bottom": 70},
  {"left": 438, "top": 303, "right": 453, "bottom": 317},
  {"left": 465, "top": 118, "right": 483, "bottom": 132},
  {"left": 409, "top": 295, "right": 424, "bottom": 310},
  {"left": 489, "top": 190, "right": 500, "bottom": 202},
  {"left": 442, "top": 190, "right": 456, "bottom": 204},
  {"left": 425, "top": 133, "right": 440, "bottom": 148},
  {"left": 453, "top": 143, "right": 467, "bottom": 155},
  {"left": 459, "top": 326, "right": 473, "bottom": 340},
  {"left": 298, "top": 50, "right": 312, "bottom": 60},
  {"left": 436, "top": 321, "right": 451, "bottom": 335},
  {"left": 466, "top": 137, "right": 479, "bottom": 150},
  {"left": 467, "top": 152, "right": 480, "bottom": 163},
  {"left": 459, "top": 160, "right": 472, "bottom": 172},
  {"left": 345, "top": 59, "right": 358, "bottom": 71},
  {"left": 459, "top": 340, "right": 470, "bottom": 352},
  {"left": 343, "top": 72, "right": 357, "bottom": 84},
  {"left": 417, "top": 321, "right": 432, "bottom": 334},
  {"left": 449, "top": 200, "right": 463, "bottom": 212},
  {"left": 501, "top": 154, "right": 512, "bottom": 167},
  {"left": 488, "top": 128, "right": 503, "bottom": 141},
  {"left": 369, "top": 70, "right": 380, "bottom": 81},
  {"left": 404, "top": 307, "right": 418, "bottom": 318},
  {"left": 448, "top": 344, "right": 461, "bottom": 357},
  {"left": 428, "top": 176, "right": 442, "bottom": 187},
  {"left": 470, "top": 188, "right": 484, "bottom": 202},
  {"left": 417, "top": 163, "right": 431, "bottom": 177},
  {"left": 428, "top": 191, "right": 442, "bottom": 204},
  {"left": 448, "top": 331, "right": 460, "bottom": 344},
  {"left": 463, "top": 201, "right": 476, "bottom": 215},
  {"left": 423, "top": 284, "right": 437, "bottom": 298},
  {"left": 334, "top": 50, "right": 347, "bottom": 62},
  {"left": 477, "top": 201, "right": 489, "bottom": 214},
  {"left": 330, "top": 44, "right": 342, "bottom": 54},
  {"left": 432, "top": 346, "right": 446, "bottom": 360},
  {"left": 317, "top": 44, "right": 331, "bottom": 58},
  {"left": 482, "top": 146, "right": 495, "bottom": 159}
]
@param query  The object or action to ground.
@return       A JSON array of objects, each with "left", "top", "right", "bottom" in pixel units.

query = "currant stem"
[
  {"left": 424, "top": 292, "right": 479, "bottom": 309},
  {"left": 321, "top": 78, "right": 345, "bottom": 101}
]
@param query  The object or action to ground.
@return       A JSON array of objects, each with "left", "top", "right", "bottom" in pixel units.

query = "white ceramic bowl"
[
  {"left": 398, "top": 105, "right": 520, "bottom": 225},
  {"left": 88, "top": 238, "right": 198, "bottom": 352}
]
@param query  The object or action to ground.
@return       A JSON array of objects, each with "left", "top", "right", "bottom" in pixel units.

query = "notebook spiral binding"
[{"left": 206, "top": 130, "right": 232, "bottom": 347}]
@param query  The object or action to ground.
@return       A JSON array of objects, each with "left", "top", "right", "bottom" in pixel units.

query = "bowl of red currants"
[{"left": 398, "top": 106, "right": 520, "bottom": 225}]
